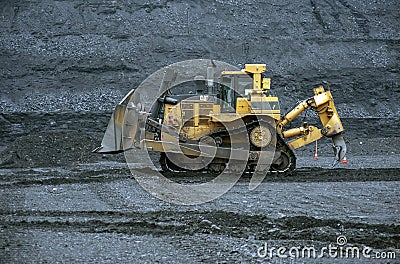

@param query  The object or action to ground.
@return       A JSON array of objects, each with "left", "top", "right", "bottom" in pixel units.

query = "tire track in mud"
[
  {"left": 0, "top": 168, "right": 399, "bottom": 189},
  {"left": 1, "top": 210, "right": 399, "bottom": 249},
  {"left": 0, "top": 167, "right": 132, "bottom": 189}
]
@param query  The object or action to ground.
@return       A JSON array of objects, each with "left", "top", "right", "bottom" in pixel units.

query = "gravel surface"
[{"left": 0, "top": 163, "right": 399, "bottom": 263}]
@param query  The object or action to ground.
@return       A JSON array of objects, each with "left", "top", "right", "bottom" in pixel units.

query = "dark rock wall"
[{"left": 1, "top": 0, "right": 399, "bottom": 117}]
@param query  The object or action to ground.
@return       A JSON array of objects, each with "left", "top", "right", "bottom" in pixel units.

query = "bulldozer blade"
[
  {"left": 93, "top": 89, "right": 140, "bottom": 153},
  {"left": 332, "top": 132, "right": 347, "bottom": 167},
  {"left": 94, "top": 67, "right": 179, "bottom": 154},
  {"left": 92, "top": 104, "right": 126, "bottom": 153}
]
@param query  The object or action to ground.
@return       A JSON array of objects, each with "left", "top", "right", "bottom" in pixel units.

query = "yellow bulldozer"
[{"left": 94, "top": 63, "right": 346, "bottom": 175}]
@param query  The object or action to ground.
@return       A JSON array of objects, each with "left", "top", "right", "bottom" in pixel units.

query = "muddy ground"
[
  {"left": 0, "top": 164, "right": 399, "bottom": 263},
  {"left": 0, "top": 113, "right": 399, "bottom": 263},
  {"left": 1, "top": 0, "right": 399, "bottom": 263}
]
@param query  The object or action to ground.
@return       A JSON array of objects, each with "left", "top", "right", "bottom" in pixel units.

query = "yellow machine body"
[
  {"left": 95, "top": 63, "right": 347, "bottom": 173},
  {"left": 158, "top": 65, "right": 281, "bottom": 144}
]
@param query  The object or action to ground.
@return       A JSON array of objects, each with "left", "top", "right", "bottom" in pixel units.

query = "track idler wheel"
[
  {"left": 271, "top": 151, "right": 291, "bottom": 172},
  {"left": 159, "top": 153, "right": 185, "bottom": 172}
]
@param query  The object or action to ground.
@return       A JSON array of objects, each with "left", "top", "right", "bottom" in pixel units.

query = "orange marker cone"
[
  {"left": 342, "top": 155, "right": 348, "bottom": 165},
  {"left": 314, "top": 141, "right": 319, "bottom": 160}
]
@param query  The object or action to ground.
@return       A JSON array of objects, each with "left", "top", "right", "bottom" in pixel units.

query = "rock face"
[{"left": 0, "top": 0, "right": 399, "bottom": 117}]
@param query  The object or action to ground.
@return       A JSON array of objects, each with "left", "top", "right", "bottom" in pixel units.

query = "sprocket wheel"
[{"left": 249, "top": 124, "right": 273, "bottom": 148}]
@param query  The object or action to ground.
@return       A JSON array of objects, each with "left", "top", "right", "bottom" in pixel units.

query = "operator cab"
[
  {"left": 219, "top": 74, "right": 253, "bottom": 112},
  {"left": 218, "top": 70, "right": 280, "bottom": 118}
]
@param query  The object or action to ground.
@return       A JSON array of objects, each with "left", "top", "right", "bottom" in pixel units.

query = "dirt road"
[{"left": 0, "top": 160, "right": 398, "bottom": 263}]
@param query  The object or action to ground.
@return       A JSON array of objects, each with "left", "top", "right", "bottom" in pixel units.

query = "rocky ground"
[{"left": 0, "top": 0, "right": 399, "bottom": 263}]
